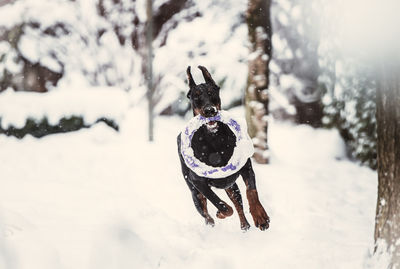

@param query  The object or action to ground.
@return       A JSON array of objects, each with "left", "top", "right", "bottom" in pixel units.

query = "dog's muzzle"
[
  {"left": 203, "top": 106, "right": 218, "bottom": 132},
  {"left": 203, "top": 106, "right": 218, "bottom": 118}
]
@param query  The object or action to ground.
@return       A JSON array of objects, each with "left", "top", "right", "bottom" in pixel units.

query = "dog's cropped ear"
[
  {"left": 198, "top": 65, "right": 218, "bottom": 88},
  {"left": 186, "top": 66, "right": 196, "bottom": 88},
  {"left": 186, "top": 66, "right": 195, "bottom": 99}
]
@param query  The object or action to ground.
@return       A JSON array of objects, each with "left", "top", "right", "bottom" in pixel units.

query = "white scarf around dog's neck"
[{"left": 180, "top": 110, "right": 254, "bottom": 179}]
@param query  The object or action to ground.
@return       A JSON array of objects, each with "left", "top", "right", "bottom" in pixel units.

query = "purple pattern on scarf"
[
  {"left": 188, "top": 130, "right": 196, "bottom": 147},
  {"left": 199, "top": 114, "right": 221, "bottom": 122},
  {"left": 228, "top": 119, "right": 242, "bottom": 141},
  {"left": 182, "top": 151, "right": 199, "bottom": 168},
  {"left": 207, "top": 169, "right": 219, "bottom": 175},
  {"left": 228, "top": 119, "right": 240, "bottom": 132},
  {"left": 221, "top": 163, "right": 237, "bottom": 172}
]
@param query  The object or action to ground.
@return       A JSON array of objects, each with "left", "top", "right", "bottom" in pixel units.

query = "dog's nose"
[{"left": 203, "top": 106, "right": 217, "bottom": 117}]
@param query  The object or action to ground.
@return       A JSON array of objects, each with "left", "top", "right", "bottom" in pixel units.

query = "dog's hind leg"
[
  {"left": 226, "top": 183, "right": 250, "bottom": 231},
  {"left": 191, "top": 179, "right": 233, "bottom": 219}
]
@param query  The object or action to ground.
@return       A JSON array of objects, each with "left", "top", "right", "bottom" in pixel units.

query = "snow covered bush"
[
  {"left": 268, "top": 0, "right": 323, "bottom": 126},
  {"left": 0, "top": 0, "right": 142, "bottom": 93},
  {"left": 0, "top": 87, "right": 128, "bottom": 138},
  {"left": 0, "top": 24, "right": 62, "bottom": 92},
  {"left": 320, "top": 60, "right": 377, "bottom": 169}
]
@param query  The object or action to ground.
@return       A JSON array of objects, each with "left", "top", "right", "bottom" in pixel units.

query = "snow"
[
  {"left": 0, "top": 42, "right": 22, "bottom": 74},
  {"left": 269, "top": 85, "right": 296, "bottom": 115},
  {"left": 0, "top": 104, "right": 377, "bottom": 268},
  {"left": 0, "top": 87, "right": 129, "bottom": 129}
]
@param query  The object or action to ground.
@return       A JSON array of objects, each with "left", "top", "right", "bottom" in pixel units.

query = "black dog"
[{"left": 177, "top": 66, "right": 270, "bottom": 231}]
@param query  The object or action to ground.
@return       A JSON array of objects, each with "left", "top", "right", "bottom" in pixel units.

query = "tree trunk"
[
  {"left": 146, "top": 0, "right": 154, "bottom": 142},
  {"left": 374, "top": 60, "right": 400, "bottom": 268},
  {"left": 293, "top": 97, "right": 323, "bottom": 128},
  {"left": 245, "top": 0, "right": 272, "bottom": 164}
]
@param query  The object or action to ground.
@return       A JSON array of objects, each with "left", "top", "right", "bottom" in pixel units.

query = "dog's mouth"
[{"left": 206, "top": 121, "right": 218, "bottom": 132}]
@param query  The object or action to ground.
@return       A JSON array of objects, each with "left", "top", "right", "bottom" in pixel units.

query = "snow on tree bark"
[
  {"left": 245, "top": 0, "right": 272, "bottom": 164},
  {"left": 374, "top": 60, "right": 400, "bottom": 268}
]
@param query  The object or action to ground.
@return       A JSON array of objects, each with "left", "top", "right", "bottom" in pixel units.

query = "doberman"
[{"left": 177, "top": 66, "right": 270, "bottom": 231}]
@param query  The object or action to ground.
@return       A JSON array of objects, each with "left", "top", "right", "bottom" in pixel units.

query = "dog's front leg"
[
  {"left": 191, "top": 179, "right": 233, "bottom": 219},
  {"left": 226, "top": 183, "right": 251, "bottom": 230},
  {"left": 178, "top": 134, "right": 215, "bottom": 225},
  {"left": 181, "top": 169, "right": 215, "bottom": 226},
  {"left": 240, "top": 159, "right": 270, "bottom": 231}
]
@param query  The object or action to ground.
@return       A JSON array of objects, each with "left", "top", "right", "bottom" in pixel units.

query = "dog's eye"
[
  {"left": 193, "top": 97, "right": 202, "bottom": 106},
  {"left": 211, "top": 97, "right": 220, "bottom": 104}
]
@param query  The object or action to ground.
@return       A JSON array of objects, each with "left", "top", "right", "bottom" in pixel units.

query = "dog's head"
[{"left": 186, "top": 66, "right": 221, "bottom": 119}]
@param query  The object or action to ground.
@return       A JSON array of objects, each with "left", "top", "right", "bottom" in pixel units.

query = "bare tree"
[
  {"left": 245, "top": 0, "right": 272, "bottom": 164},
  {"left": 146, "top": 0, "right": 154, "bottom": 142},
  {"left": 374, "top": 60, "right": 400, "bottom": 268}
]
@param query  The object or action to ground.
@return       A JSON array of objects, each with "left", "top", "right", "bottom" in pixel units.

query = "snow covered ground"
[{"left": 0, "top": 106, "right": 377, "bottom": 269}]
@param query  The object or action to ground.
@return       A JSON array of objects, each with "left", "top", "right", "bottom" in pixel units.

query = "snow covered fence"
[{"left": 0, "top": 87, "right": 129, "bottom": 138}]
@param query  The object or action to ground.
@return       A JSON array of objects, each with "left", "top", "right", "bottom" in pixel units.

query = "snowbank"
[
  {"left": 0, "top": 87, "right": 129, "bottom": 129},
  {"left": 269, "top": 120, "right": 347, "bottom": 165}
]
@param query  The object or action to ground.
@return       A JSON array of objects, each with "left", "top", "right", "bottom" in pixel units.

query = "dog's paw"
[
  {"left": 250, "top": 203, "right": 270, "bottom": 231},
  {"left": 216, "top": 202, "right": 233, "bottom": 219},
  {"left": 205, "top": 215, "right": 215, "bottom": 226},
  {"left": 240, "top": 221, "right": 251, "bottom": 231}
]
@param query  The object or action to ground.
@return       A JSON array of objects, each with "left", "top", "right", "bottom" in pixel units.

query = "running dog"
[{"left": 177, "top": 66, "right": 270, "bottom": 231}]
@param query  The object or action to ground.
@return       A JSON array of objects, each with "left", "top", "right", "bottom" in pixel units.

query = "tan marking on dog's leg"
[
  {"left": 244, "top": 180, "right": 270, "bottom": 231},
  {"left": 197, "top": 193, "right": 215, "bottom": 226},
  {"left": 226, "top": 188, "right": 250, "bottom": 230},
  {"left": 215, "top": 201, "right": 233, "bottom": 219}
]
